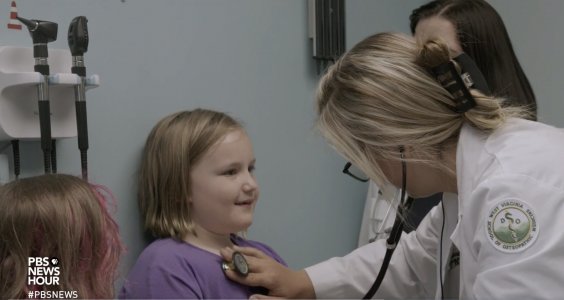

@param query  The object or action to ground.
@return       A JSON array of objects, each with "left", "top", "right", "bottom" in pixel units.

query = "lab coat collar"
[{"left": 456, "top": 123, "right": 489, "bottom": 204}]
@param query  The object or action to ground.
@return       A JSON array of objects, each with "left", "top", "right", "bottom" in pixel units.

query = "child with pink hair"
[{"left": 0, "top": 174, "right": 123, "bottom": 299}]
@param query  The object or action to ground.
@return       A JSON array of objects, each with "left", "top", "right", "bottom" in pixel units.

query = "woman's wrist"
[{"left": 290, "top": 270, "right": 316, "bottom": 299}]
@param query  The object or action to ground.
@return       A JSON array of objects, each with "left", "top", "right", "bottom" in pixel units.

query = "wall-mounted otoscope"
[
  {"left": 68, "top": 16, "right": 90, "bottom": 180},
  {"left": 17, "top": 16, "right": 58, "bottom": 174}
]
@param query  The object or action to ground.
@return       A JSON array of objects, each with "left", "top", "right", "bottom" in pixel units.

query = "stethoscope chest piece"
[{"left": 221, "top": 251, "right": 249, "bottom": 277}]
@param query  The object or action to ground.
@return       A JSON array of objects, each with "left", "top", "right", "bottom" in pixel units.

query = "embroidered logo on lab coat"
[{"left": 486, "top": 199, "right": 538, "bottom": 253}]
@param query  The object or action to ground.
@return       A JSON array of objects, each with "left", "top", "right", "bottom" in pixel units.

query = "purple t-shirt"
[{"left": 119, "top": 236, "right": 286, "bottom": 299}]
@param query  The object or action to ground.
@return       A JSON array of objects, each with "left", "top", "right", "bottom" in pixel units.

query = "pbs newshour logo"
[{"left": 28, "top": 257, "right": 60, "bottom": 285}]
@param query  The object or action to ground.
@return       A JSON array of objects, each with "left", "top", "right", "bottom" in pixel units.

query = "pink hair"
[
  {"left": 87, "top": 183, "right": 125, "bottom": 296},
  {"left": 0, "top": 174, "right": 124, "bottom": 299}
]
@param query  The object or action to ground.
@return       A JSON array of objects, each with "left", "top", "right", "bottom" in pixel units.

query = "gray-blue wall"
[{"left": 2, "top": 0, "right": 561, "bottom": 292}]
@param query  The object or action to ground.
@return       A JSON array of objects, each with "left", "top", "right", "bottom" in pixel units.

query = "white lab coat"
[
  {"left": 357, "top": 182, "right": 398, "bottom": 247},
  {"left": 306, "top": 119, "right": 564, "bottom": 299}
]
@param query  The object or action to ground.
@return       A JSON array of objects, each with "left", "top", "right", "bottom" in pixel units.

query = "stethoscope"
[
  {"left": 363, "top": 148, "right": 414, "bottom": 299},
  {"left": 222, "top": 251, "right": 250, "bottom": 277}
]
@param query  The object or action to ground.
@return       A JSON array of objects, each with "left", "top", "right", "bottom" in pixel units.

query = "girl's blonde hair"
[
  {"left": 316, "top": 32, "right": 528, "bottom": 188},
  {"left": 0, "top": 174, "right": 122, "bottom": 299},
  {"left": 138, "top": 109, "right": 243, "bottom": 239}
]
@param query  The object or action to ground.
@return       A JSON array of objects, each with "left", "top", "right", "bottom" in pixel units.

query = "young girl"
[
  {"left": 0, "top": 174, "right": 123, "bottom": 299},
  {"left": 120, "top": 109, "right": 286, "bottom": 299}
]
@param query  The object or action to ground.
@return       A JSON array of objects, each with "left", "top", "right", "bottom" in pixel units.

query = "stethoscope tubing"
[{"left": 363, "top": 150, "right": 414, "bottom": 299}]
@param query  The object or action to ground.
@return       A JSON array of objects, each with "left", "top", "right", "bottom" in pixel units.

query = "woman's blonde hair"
[
  {"left": 0, "top": 174, "right": 122, "bottom": 299},
  {"left": 316, "top": 32, "right": 528, "bottom": 188},
  {"left": 138, "top": 108, "right": 243, "bottom": 239}
]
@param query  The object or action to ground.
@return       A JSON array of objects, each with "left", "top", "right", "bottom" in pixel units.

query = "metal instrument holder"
[{"left": 0, "top": 46, "right": 99, "bottom": 177}]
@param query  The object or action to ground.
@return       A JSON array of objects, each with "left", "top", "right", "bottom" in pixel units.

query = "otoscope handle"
[
  {"left": 75, "top": 100, "right": 89, "bottom": 151},
  {"left": 38, "top": 100, "right": 52, "bottom": 173},
  {"left": 33, "top": 46, "right": 49, "bottom": 60},
  {"left": 38, "top": 101, "right": 52, "bottom": 149},
  {"left": 72, "top": 66, "right": 86, "bottom": 77},
  {"left": 34, "top": 64, "right": 49, "bottom": 76}
]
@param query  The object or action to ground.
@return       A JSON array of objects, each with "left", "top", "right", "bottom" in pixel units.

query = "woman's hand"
[{"left": 220, "top": 246, "right": 315, "bottom": 299}]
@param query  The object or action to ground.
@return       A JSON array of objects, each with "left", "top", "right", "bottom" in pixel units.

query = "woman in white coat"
[{"left": 221, "top": 33, "right": 564, "bottom": 299}]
